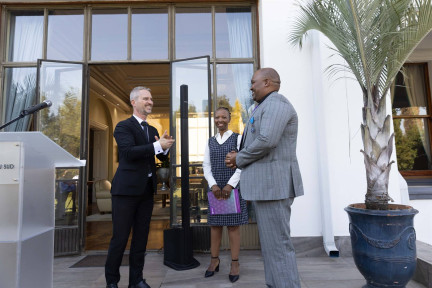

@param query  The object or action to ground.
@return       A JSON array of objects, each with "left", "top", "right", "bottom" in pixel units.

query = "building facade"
[{"left": 0, "top": 0, "right": 431, "bottom": 256}]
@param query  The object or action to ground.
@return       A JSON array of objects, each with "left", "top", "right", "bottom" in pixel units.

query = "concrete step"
[{"left": 413, "top": 241, "right": 432, "bottom": 288}]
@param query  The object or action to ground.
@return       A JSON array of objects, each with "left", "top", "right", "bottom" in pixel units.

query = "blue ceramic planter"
[{"left": 345, "top": 204, "right": 418, "bottom": 288}]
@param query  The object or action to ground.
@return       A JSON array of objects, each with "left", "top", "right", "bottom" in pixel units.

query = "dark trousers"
[{"left": 105, "top": 181, "right": 154, "bottom": 285}]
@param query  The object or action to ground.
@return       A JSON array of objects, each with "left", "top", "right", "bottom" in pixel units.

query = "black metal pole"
[
  {"left": 163, "top": 84, "right": 199, "bottom": 271},
  {"left": 180, "top": 84, "right": 191, "bottom": 232}
]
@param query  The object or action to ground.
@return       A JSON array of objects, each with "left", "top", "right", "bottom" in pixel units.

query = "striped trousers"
[{"left": 253, "top": 198, "right": 300, "bottom": 288}]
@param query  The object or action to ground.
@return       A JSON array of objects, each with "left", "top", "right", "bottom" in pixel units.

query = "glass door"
[
  {"left": 170, "top": 56, "right": 211, "bottom": 226},
  {"left": 37, "top": 59, "right": 87, "bottom": 255}
]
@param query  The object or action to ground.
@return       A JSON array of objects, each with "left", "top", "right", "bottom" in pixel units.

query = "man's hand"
[
  {"left": 225, "top": 151, "right": 237, "bottom": 169},
  {"left": 211, "top": 185, "right": 222, "bottom": 200},
  {"left": 155, "top": 130, "right": 175, "bottom": 150},
  {"left": 221, "top": 184, "right": 233, "bottom": 200}
]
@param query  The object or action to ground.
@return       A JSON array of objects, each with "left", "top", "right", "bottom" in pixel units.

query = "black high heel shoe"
[
  {"left": 204, "top": 256, "right": 220, "bottom": 278},
  {"left": 229, "top": 259, "right": 240, "bottom": 283}
]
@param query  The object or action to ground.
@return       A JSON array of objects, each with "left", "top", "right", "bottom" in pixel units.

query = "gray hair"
[{"left": 130, "top": 86, "right": 151, "bottom": 102}]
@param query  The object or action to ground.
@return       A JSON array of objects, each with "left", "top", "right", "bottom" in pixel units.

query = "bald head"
[
  {"left": 258, "top": 68, "right": 281, "bottom": 90},
  {"left": 250, "top": 68, "right": 281, "bottom": 102}
]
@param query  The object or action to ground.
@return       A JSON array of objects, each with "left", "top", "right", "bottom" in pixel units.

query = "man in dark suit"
[{"left": 105, "top": 86, "right": 175, "bottom": 288}]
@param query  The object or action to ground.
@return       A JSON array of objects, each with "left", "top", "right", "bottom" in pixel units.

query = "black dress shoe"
[
  {"left": 229, "top": 274, "right": 239, "bottom": 283},
  {"left": 229, "top": 259, "right": 240, "bottom": 283},
  {"left": 106, "top": 284, "right": 118, "bottom": 288},
  {"left": 129, "top": 279, "right": 151, "bottom": 288},
  {"left": 204, "top": 256, "right": 220, "bottom": 278}
]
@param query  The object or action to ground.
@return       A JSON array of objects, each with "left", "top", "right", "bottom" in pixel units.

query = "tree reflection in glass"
[{"left": 38, "top": 62, "right": 83, "bottom": 158}]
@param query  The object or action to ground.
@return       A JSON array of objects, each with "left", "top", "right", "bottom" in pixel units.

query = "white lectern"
[{"left": 0, "top": 132, "right": 85, "bottom": 288}]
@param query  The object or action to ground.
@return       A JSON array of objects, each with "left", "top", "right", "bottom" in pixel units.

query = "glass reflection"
[
  {"left": 91, "top": 9, "right": 127, "bottom": 60},
  {"left": 38, "top": 62, "right": 83, "bottom": 158},
  {"left": 394, "top": 117, "right": 432, "bottom": 171},
  {"left": 215, "top": 7, "right": 252, "bottom": 58},
  {"left": 171, "top": 167, "right": 208, "bottom": 224},
  {"left": 175, "top": 8, "right": 212, "bottom": 59},
  {"left": 172, "top": 58, "right": 210, "bottom": 166},
  {"left": 171, "top": 57, "right": 210, "bottom": 225},
  {"left": 391, "top": 65, "right": 428, "bottom": 116},
  {"left": 7, "top": 11, "right": 43, "bottom": 62},
  {"left": 391, "top": 63, "right": 431, "bottom": 172},
  {"left": 47, "top": 10, "right": 84, "bottom": 61},
  {"left": 132, "top": 9, "right": 168, "bottom": 60},
  {"left": 3, "top": 68, "right": 37, "bottom": 131},
  {"left": 216, "top": 63, "right": 254, "bottom": 132},
  {"left": 55, "top": 168, "right": 80, "bottom": 225}
]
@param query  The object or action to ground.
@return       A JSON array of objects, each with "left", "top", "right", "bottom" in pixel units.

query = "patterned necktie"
[{"left": 141, "top": 121, "right": 149, "bottom": 142}]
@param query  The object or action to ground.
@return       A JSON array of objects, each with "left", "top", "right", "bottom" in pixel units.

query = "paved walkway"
[{"left": 53, "top": 250, "right": 426, "bottom": 288}]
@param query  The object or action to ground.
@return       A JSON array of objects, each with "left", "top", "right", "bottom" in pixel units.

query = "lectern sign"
[{"left": 0, "top": 142, "right": 20, "bottom": 184}]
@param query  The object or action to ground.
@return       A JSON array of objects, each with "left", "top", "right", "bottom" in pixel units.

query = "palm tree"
[{"left": 290, "top": 0, "right": 432, "bottom": 210}]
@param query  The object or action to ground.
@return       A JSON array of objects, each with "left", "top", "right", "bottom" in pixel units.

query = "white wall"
[
  {"left": 259, "top": 0, "right": 323, "bottom": 236},
  {"left": 410, "top": 200, "right": 432, "bottom": 244},
  {"left": 259, "top": 0, "right": 432, "bottom": 246}
]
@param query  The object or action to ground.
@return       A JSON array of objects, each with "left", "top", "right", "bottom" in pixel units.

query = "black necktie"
[
  {"left": 239, "top": 135, "right": 245, "bottom": 151},
  {"left": 141, "top": 121, "right": 149, "bottom": 142},
  {"left": 239, "top": 129, "right": 247, "bottom": 151},
  {"left": 140, "top": 121, "right": 152, "bottom": 177}
]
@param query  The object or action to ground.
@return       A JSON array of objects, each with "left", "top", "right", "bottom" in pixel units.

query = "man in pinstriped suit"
[{"left": 225, "top": 68, "right": 304, "bottom": 288}]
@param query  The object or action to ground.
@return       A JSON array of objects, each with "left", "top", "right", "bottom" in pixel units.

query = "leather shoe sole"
[{"left": 128, "top": 279, "right": 151, "bottom": 288}]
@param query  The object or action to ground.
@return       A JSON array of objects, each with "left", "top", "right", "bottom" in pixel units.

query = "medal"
[{"left": 250, "top": 117, "right": 255, "bottom": 133}]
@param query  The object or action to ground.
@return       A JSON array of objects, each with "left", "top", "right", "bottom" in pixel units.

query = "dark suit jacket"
[{"left": 111, "top": 116, "right": 168, "bottom": 196}]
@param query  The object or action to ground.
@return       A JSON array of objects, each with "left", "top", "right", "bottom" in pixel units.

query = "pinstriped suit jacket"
[{"left": 236, "top": 92, "right": 304, "bottom": 201}]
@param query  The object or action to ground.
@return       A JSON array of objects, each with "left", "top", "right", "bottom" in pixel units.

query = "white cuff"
[{"left": 153, "top": 141, "right": 165, "bottom": 155}]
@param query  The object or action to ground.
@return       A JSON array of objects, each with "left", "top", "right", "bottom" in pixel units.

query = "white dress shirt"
[
  {"left": 203, "top": 130, "right": 242, "bottom": 189},
  {"left": 133, "top": 114, "right": 168, "bottom": 155}
]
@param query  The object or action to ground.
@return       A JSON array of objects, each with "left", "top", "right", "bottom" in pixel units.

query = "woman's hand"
[
  {"left": 211, "top": 185, "right": 222, "bottom": 200},
  {"left": 221, "top": 185, "right": 233, "bottom": 200}
]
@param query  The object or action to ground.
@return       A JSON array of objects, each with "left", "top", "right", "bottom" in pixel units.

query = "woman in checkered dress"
[{"left": 203, "top": 107, "right": 248, "bottom": 283}]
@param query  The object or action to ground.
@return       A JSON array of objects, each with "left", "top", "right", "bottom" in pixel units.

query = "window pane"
[
  {"left": 7, "top": 11, "right": 43, "bottom": 62},
  {"left": 2, "top": 67, "right": 37, "bottom": 131},
  {"left": 47, "top": 10, "right": 84, "bottom": 61},
  {"left": 38, "top": 62, "right": 83, "bottom": 158},
  {"left": 394, "top": 118, "right": 432, "bottom": 170},
  {"left": 215, "top": 7, "right": 252, "bottom": 58},
  {"left": 55, "top": 168, "right": 80, "bottom": 225},
  {"left": 171, "top": 57, "right": 210, "bottom": 225},
  {"left": 391, "top": 65, "right": 428, "bottom": 116},
  {"left": 91, "top": 9, "right": 127, "bottom": 60},
  {"left": 216, "top": 63, "right": 254, "bottom": 133},
  {"left": 132, "top": 8, "right": 168, "bottom": 60},
  {"left": 175, "top": 8, "right": 212, "bottom": 59}
]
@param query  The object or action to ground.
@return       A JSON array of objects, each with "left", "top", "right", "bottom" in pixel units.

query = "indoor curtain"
[
  {"left": 4, "top": 69, "right": 37, "bottom": 131},
  {"left": 4, "top": 15, "right": 42, "bottom": 131},
  {"left": 226, "top": 9, "right": 253, "bottom": 125},
  {"left": 404, "top": 65, "right": 431, "bottom": 167}
]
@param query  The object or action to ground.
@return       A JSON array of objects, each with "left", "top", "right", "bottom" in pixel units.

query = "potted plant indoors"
[{"left": 290, "top": 0, "right": 432, "bottom": 287}]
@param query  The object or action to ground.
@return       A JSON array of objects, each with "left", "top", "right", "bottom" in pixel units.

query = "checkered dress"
[{"left": 207, "top": 133, "right": 248, "bottom": 226}]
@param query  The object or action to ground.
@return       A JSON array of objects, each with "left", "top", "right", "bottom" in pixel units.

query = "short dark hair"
[{"left": 216, "top": 106, "right": 231, "bottom": 118}]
